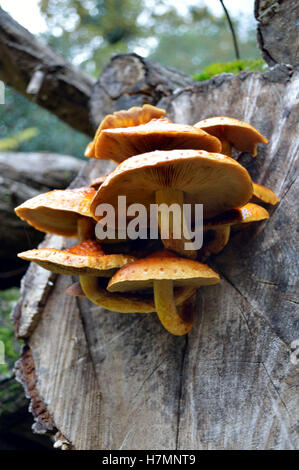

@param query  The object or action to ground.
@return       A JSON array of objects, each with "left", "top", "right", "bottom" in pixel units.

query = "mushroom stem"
[
  {"left": 153, "top": 279, "right": 193, "bottom": 335},
  {"left": 77, "top": 216, "right": 94, "bottom": 242},
  {"left": 79, "top": 275, "right": 155, "bottom": 313},
  {"left": 205, "top": 225, "right": 231, "bottom": 256},
  {"left": 77, "top": 216, "right": 155, "bottom": 313},
  {"left": 219, "top": 139, "right": 232, "bottom": 157},
  {"left": 155, "top": 188, "right": 197, "bottom": 259}
]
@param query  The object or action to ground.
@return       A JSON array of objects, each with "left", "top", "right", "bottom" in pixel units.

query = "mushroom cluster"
[{"left": 15, "top": 104, "right": 278, "bottom": 336}]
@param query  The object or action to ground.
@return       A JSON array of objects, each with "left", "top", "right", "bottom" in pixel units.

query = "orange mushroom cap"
[
  {"left": 18, "top": 239, "right": 136, "bottom": 277},
  {"left": 108, "top": 250, "right": 220, "bottom": 293},
  {"left": 194, "top": 116, "right": 268, "bottom": 156},
  {"left": 251, "top": 182, "right": 279, "bottom": 205},
  {"left": 15, "top": 187, "right": 96, "bottom": 237},
  {"left": 85, "top": 104, "right": 166, "bottom": 158},
  {"left": 94, "top": 119, "right": 221, "bottom": 163},
  {"left": 204, "top": 203, "right": 269, "bottom": 229},
  {"left": 91, "top": 149, "right": 253, "bottom": 223}
]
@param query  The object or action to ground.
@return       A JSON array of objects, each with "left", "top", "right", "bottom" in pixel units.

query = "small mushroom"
[
  {"left": 18, "top": 217, "right": 195, "bottom": 313},
  {"left": 15, "top": 187, "right": 96, "bottom": 237},
  {"left": 18, "top": 239, "right": 136, "bottom": 277},
  {"left": 194, "top": 116, "right": 268, "bottom": 157},
  {"left": 203, "top": 203, "right": 269, "bottom": 256},
  {"left": 94, "top": 119, "right": 221, "bottom": 163},
  {"left": 108, "top": 250, "right": 220, "bottom": 335},
  {"left": 251, "top": 182, "right": 279, "bottom": 205},
  {"left": 85, "top": 104, "right": 166, "bottom": 158},
  {"left": 17, "top": 237, "right": 151, "bottom": 313},
  {"left": 91, "top": 149, "right": 253, "bottom": 258}
]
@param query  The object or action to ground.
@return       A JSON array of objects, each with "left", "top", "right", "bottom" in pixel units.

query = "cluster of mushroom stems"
[{"left": 16, "top": 105, "right": 278, "bottom": 335}]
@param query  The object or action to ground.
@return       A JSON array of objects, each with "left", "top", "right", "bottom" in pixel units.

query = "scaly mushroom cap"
[
  {"left": 18, "top": 239, "right": 136, "bottom": 277},
  {"left": 94, "top": 119, "right": 222, "bottom": 163},
  {"left": 251, "top": 182, "right": 279, "bottom": 205},
  {"left": 85, "top": 104, "right": 166, "bottom": 158},
  {"left": 204, "top": 203, "right": 269, "bottom": 229},
  {"left": 194, "top": 116, "right": 268, "bottom": 156},
  {"left": 15, "top": 187, "right": 96, "bottom": 237},
  {"left": 108, "top": 250, "right": 220, "bottom": 292},
  {"left": 91, "top": 149, "right": 253, "bottom": 222}
]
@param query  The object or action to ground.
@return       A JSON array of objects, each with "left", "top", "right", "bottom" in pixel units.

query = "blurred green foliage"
[
  {"left": 0, "top": 288, "right": 21, "bottom": 377},
  {"left": 194, "top": 58, "right": 266, "bottom": 81},
  {"left": 39, "top": 1, "right": 261, "bottom": 76},
  {"left": 0, "top": 87, "right": 89, "bottom": 158},
  {"left": 0, "top": 127, "right": 39, "bottom": 151},
  {"left": 0, "top": 1, "right": 262, "bottom": 158}
]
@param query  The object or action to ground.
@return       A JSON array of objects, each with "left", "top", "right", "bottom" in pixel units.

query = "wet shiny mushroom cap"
[
  {"left": 204, "top": 203, "right": 269, "bottom": 229},
  {"left": 18, "top": 239, "right": 136, "bottom": 277},
  {"left": 91, "top": 149, "right": 253, "bottom": 222},
  {"left": 108, "top": 250, "right": 220, "bottom": 293},
  {"left": 94, "top": 119, "right": 222, "bottom": 163},
  {"left": 251, "top": 182, "right": 279, "bottom": 205},
  {"left": 194, "top": 116, "right": 268, "bottom": 156},
  {"left": 85, "top": 104, "right": 166, "bottom": 158},
  {"left": 15, "top": 187, "right": 96, "bottom": 237}
]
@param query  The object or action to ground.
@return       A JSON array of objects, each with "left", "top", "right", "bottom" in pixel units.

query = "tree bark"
[
  {"left": 255, "top": 0, "right": 299, "bottom": 69},
  {"left": 89, "top": 53, "right": 194, "bottom": 128},
  {"left": 0, "top": 7, "right": 194, "bottom": 136}
]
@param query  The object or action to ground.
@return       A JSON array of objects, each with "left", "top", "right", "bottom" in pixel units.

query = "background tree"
[{"left": 0, "top": 1, "right": 262, "bottom": 158}]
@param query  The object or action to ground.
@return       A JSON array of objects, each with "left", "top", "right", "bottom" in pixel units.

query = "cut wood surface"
[{"left": 11, "top": 0, "right": 299, "bottom": 450}]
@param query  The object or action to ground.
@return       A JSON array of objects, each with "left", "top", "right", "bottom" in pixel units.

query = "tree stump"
[{"left": 12, "top": 1, "right": 298, "bottom": 450}]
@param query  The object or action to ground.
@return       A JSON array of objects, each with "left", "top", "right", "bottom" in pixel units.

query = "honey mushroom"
[
  {"left": 94, "top": 118, "right": 221, "bottom": 163},
  {"left": 108, "top": 250, "right": 220, "bottom": 336},
  {"left": 13, "top": 104, "right": 279, "bottom": 336},
  {"left": 17, "top": 214, "right": 195, "bottom": 313},
  {"left": 251, "top": 182, "right": 279, "bottom": 205},
  {"left": 15, "top": 187, "right": 97, "bottom": 238},
  {"left": 202, "top": 202, "right": 269, "bottom": 257},
  {"left": 18, "top": 237, "right": 152, "bottom": 313},
  {"left": 91, "top": 149, "right": 253, "bottom": 259},
  {"left": 85, "top": 104, "right": 166, "bottom": 158},
  {"left": 194, "top": 116, "right": 268, "bottom": 157}
]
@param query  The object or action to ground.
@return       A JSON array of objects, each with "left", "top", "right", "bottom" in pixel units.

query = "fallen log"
[
  {"left": 0, "top": 6, "right": 94, "bottom": 136},
  {"left": 0, "top": 7, "right": 194, "bottom": 137}
]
